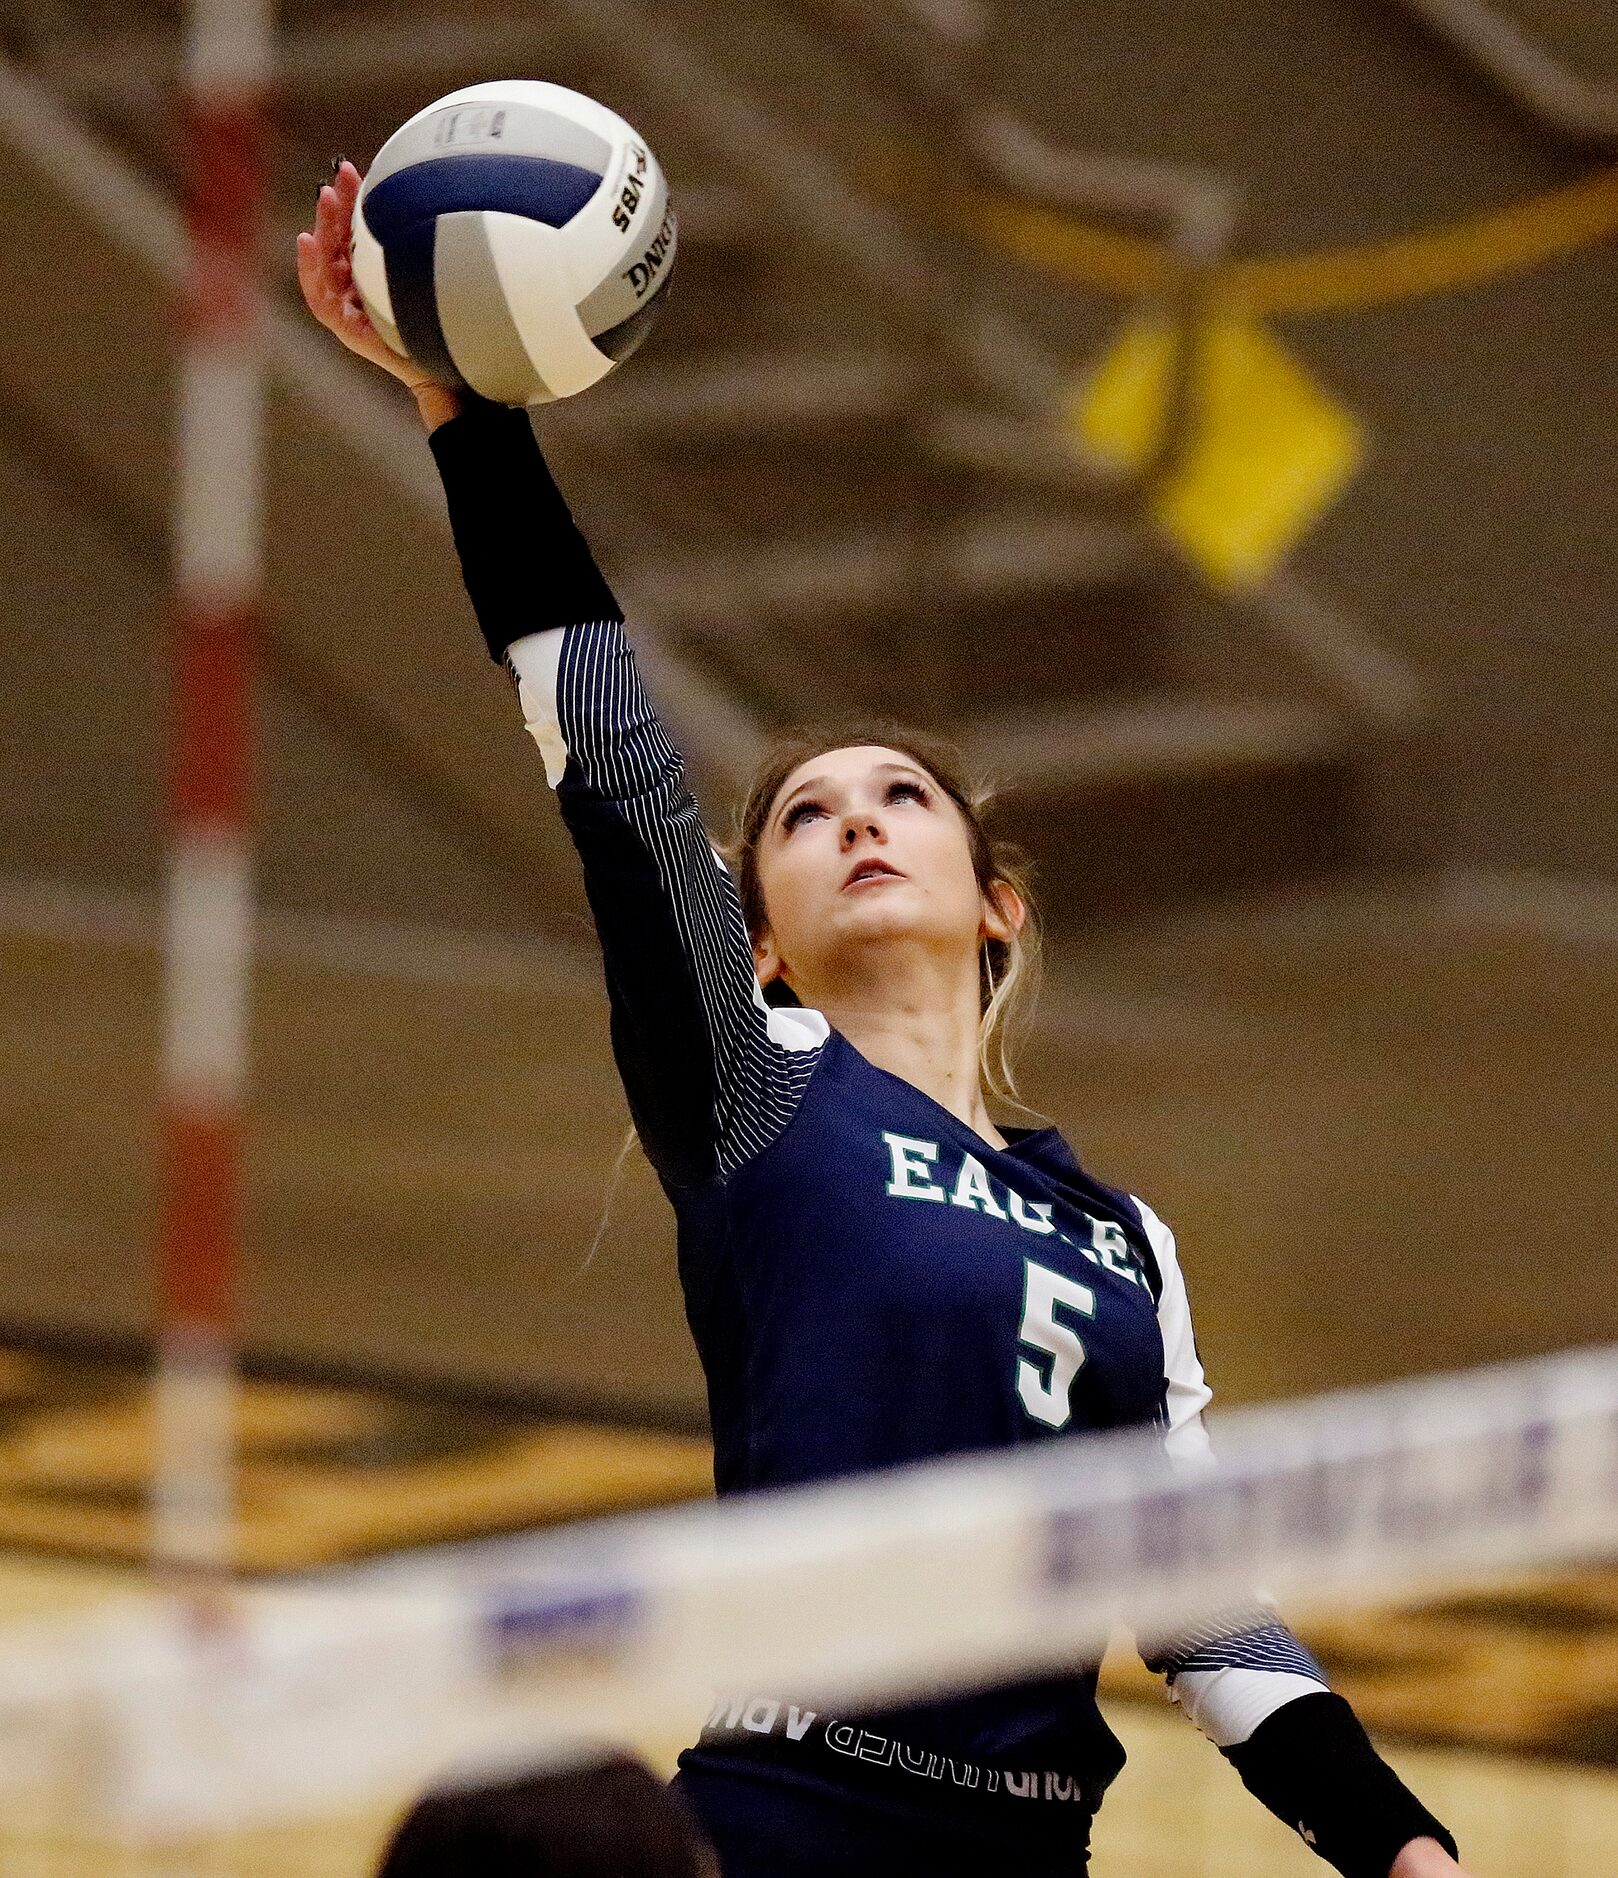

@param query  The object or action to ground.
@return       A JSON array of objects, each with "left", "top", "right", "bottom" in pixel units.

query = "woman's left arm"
[{"left": 1131, "top": 1198, "right": 1472, "bottom": 1878}]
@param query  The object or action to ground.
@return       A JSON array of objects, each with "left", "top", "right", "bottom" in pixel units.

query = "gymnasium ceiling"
[{"left": 0, "top": 0, "right": 1615, "bottom": 1419}]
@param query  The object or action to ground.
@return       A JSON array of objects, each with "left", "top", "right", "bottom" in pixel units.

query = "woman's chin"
[
  {"left": 825, "top": 891, "right": 958, "bottom": 953},
  {"left": 830, "top": 888, "right": 915, "bottom": 931}
]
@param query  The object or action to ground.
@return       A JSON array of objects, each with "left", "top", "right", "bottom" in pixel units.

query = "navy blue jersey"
[
  {"left": 692, "top": 1040, "right": 1172, "bottom": 1489},
  {"left": 427, "top": 402, "right": 1459, "bottom": 1878}
]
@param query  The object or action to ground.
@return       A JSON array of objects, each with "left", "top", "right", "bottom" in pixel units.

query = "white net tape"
[{"left": 2, "top": 1341, "right": 1615, "bottom": 1839}]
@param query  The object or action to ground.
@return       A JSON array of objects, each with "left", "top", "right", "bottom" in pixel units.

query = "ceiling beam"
[
  {"left": 628, "top": 512, "right": 1139, "bottom": 627},
  {"left": 45, "top": 13, "right": 565, "bottom": 108},
  {"left": 574, "top": 349, "right": 915, "bottom": 440},
  {"left": 0, "top": 872, "right": 1265, "bottom": 1055},
  {"left": 963, "top": 693, "right": 1343, "bottom": 793},
  {"left": 1248, "top": 573, "right": 1425, "bottom": 730},
  {"left": 1392, "top": 0, "right": 1618, "bottom": 145}
]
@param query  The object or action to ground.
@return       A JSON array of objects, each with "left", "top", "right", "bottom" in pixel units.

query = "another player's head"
[
  {"left": 733, "top": 729, "right": 1041, "bottom": 1099},
  {"left": 373, "top": 1754, "right": 719, "bottom": 1878}
]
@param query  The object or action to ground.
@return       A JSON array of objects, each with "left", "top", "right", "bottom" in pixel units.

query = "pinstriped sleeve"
[
  {"left": 510, "top": 620, "right": 824, "bottom": 1187},
  {"left": 429, "top": 400, "right": 824, "bottom": 1189}
]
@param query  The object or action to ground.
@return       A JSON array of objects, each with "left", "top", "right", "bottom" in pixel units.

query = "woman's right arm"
[
  {"left": 429, "top": 403, "right": 827, "bottom": 1187},
  {"left": 297, "top": 162, "right": 826, "bottom": 1189}
]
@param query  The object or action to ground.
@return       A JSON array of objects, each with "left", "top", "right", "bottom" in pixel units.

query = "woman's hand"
[
  {"left": 295, "top": 159, "right": 463, "bottom": 430},
  {"left": 1391, "top": 1837, "right": 1474, "bottom": 1878}
]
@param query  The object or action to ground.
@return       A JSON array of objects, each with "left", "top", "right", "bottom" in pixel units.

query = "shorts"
[{"left": 673, "top": 1761, "right": 1093, "bottom": 1878}]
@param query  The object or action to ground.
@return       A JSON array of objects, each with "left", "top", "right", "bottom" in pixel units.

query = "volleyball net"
[{"left": 2, "top": 1338, "right": 1617, "bottom": 1873}]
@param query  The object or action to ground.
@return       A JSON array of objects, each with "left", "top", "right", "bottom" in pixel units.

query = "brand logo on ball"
[
  {"left": 432, "top": 106, "right": 507, "bottom": 146},
  {"left": 611, "top": 143, "right": 651, "bottom": 234},
  {"left": 625, "top": 205, "right": 676, "bottom": 299}
]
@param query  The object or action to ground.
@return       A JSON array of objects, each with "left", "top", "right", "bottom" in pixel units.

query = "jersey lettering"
[
  {"left": 881, "top": 1133, "right": 1134, "bottom": 1272},
  {"left": 1016, "top": 1259, "right": 1096, "bottom": 1429},
  {"left": 950, "top": 1154, "right": 1009, "bottom": 1218},
  {"left": 1092, "top": 1219, "right": 1138, "bottom": 1282},
  {"left": 882, "top": 1132, "right": 946, "bottom": 1201},
  {"left": 883, "top": 1131, "right": 1048, "bottom": 1231},
  {"left": 1008, "top": 1190, "right": 1056, "bottom": 1234}
]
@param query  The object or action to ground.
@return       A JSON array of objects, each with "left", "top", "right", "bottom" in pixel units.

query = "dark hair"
[
  {"left": 726, "top": 720, "right": 1043, "bottom": 1107},
  {"left": 373, "top": 1755, "right": 716, "bottom": 1878}
]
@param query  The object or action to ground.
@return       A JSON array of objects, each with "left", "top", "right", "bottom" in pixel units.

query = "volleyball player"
[{"left": 301, "top": 162, "right": 1472, "bottom": 1878}]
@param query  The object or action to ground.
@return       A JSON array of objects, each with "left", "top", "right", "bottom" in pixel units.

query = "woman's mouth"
[{"left": 842, "top": 858, "right": 905, "bottom": 890}]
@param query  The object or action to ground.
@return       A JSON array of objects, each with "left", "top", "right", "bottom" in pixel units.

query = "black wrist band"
[
  {"left": 1222, "top": 1693, "right": 1458, "bottom": 1878},
  {"left": 427, "top": 396, "right": 622, "bottom": 663}
]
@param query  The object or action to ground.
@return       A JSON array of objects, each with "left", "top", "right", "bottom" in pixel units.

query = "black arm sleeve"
[
  {"left": 429, "top": 396, "right": 621, "bottom": 659},
  {"left": 1223, "top": 1692, "right": 1459, "bottom": 1878},
  {"left": 428, "top": 400, "right": 824, "bottom": 1189}
]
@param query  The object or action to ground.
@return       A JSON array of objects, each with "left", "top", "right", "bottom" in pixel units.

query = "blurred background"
[{"left": 0, "top": 0, "right": 1616, "bottom": 1871}]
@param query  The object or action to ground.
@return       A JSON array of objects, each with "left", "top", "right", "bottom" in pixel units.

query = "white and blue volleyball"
[{"left": 351, "top": 80, "right": 676, "bottom": 406}]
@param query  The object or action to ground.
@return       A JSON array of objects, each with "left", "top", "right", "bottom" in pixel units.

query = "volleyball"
[{"left": 351, "top": 80, "right": 676, "bottom": 406}]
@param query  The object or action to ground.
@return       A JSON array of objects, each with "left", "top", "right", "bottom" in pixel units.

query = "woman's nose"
[{"left": 841, "top": 811, "right": 884, "bottom": 846}]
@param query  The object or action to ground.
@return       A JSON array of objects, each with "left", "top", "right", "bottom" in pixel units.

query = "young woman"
[{"left": 300, "top": 162, "right": 1471, "bottom": 1878}]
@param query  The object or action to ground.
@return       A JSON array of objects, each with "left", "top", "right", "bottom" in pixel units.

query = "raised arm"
[
  {"left": 1132, "top": 1199, "right": 1466, "bottom": 1878},
  {"left": 297, "top": 161, "right": 825, "bottom": 1189},
  {"left": 428, "top": 402, "right": 826, "bottom": 1186}
]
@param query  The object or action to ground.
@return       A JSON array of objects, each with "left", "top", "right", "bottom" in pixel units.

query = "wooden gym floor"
[{"left": 0, "top": 1341, "right": 712, "bottom": 1572}]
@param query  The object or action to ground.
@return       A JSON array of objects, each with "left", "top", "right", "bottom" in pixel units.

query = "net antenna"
[{"left": 155, "top": 0, "right": 273, "bottom": 1587}]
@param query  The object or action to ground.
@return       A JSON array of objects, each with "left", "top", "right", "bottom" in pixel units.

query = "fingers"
[
  {"left": 296, "top": 156, "right": 427, "bottom": 383},
  {"left": 294, "top": 156, "right": 364, "bottom": 286},
  {"left": 300, "top": 182, "right": 357, "bottom": 310},
  {"left": 294, "top": 229, "right": 320, "bottom": 314},
  {"left": 295, "top": 227, "right": 332, "bottom": 318},
  {"left": 319, "top": 159, "right": 363, "bottom": 256},
  {"left": 295, "top": 217, "right": 356, "bottom": 340},
  {"left": 313, "top": 179, "right": 346, "bottom": 271},
  {"left": 296, "top": 217, "right": 340, "bottom": 318}
]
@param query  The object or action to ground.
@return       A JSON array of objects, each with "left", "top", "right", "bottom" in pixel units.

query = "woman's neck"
[{"left": 806, "top": 957, "right": 1005, "bottom": 1150}]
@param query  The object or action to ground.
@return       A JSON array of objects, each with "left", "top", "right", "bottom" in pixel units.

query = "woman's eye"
[
  {"left": 888, "top": 779, "right": 928, "bottom": 805},
  {"left": 782, "top": 800, "right": 824, "bottom": 831}
]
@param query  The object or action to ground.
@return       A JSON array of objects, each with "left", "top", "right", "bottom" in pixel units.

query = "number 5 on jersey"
[{"left": 1016, "top": 1259, "right": 1096, "bottom": 1429}]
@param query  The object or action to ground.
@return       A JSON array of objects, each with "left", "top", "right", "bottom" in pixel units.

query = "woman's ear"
[
  {"left": 981, "top": 880, "right": 1027, "bottom": 944},
  {"left": 753, "top": 927, "right": 783, "bottom": 988}
]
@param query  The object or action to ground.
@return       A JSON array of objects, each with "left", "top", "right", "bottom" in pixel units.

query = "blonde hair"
[{"left": 727, "top": 722, "right": 1044, "bottom": 1113}]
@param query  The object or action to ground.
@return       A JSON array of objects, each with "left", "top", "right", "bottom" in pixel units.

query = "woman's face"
[{"left": 751, "top": 744, "right": 1017, "bottom": 997}]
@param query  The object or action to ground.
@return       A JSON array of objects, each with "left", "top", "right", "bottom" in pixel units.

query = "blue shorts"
[{"left": 673, "top": 1762, "right": 1093, "bottom": 1877}]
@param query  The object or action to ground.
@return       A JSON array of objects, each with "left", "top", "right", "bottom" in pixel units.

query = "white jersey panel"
[
  {"left": 1132, "top": 1194, "right": 1213, "bottom": 1466},
  {"left": 509, "top": 627, "right": 571, "bottom": 785}
]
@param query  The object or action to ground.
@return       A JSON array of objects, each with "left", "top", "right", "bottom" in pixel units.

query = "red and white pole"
[{"left": 154, "top": 0, "right": 272, "bottom": 1582}]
